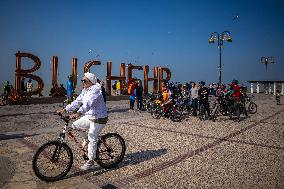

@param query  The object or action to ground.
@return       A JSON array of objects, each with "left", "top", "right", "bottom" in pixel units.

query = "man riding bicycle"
[{"left": 57, "top": 72, "right": 108, "bottom": 171}]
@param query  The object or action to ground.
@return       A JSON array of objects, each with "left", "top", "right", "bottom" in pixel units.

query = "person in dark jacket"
[
  {"left": 97, "top": 79, "right": 106, "bottom": 103},
  {"left": 135, "top": 80, "right": 143, "bottom": 110},
  {"left": 198, "top": 81, "right": 211, "bottom": 119},
  {"left": 21, "top": 77, "right": 26, "bottom": 92}
]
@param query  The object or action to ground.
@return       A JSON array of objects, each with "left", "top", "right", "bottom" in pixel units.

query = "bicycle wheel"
[
  {"left": 211, "top": 105, "right": 220, "bottom": 122},
  {"left": 170, "top": 107, "right": 182, "bottom": 122},
  {"left": 248, "top": 102, "right": 257, "bottom": 114},
  {"left": 96, "top": 133, "right": 126, "bottom": 169},
  {"left": 32, "top": 141, "right": 73, "bottom": 182},
  {"left": 151, "top": 104, "right": 163, "bottom": 119},
  {"left": 1, "top": 94, "right": 8, "bottom": 105},
  {"left": 199, "top": 104, "right": 206, "bottom": 120},
  {"left": 236, "top": 105, "right": 241, "bottom": 122}
]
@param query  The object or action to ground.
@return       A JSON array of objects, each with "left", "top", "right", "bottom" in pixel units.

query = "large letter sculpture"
[
  {"left": 84, "top": 60, "right": 101, "bottom": 73},
  {"left": 71, "top": 58, "right": 78, "bottom": 89},
  {"left": 50, "top": 56, "right": 59, "bottom": 96},
  {"left": 127, "top": 63, "right": 143, "bottom": 84},
  {"left": 159, "top": 67, "right": 171, "bottom": 93},
  {"left": 144, "top": 65, "right": 158, "bottom": 94},
  {"left": 14, "top": 51, "right": 172, "bottom": 97},
  {"left": 15, "top": 51, "right": 44, "bottom": 96},
  {"left": 106, "top": 61, "right": 126, "bottom": 95}
]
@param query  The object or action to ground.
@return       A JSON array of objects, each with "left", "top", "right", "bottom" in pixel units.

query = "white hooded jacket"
[{"left": 65, "top": 83, "right": 108, "bottom": 119}]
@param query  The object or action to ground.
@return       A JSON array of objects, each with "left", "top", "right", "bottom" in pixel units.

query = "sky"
[{"left": 0, "top": 0, "right": 284, "bottom": 92}]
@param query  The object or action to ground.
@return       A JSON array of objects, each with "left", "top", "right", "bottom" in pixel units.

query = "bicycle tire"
[
  {"left": 96, "top": 133, "right": 126, "bottom": 169},
  {"left": 151, "top": 104, "right": 162, "bottom": 119},
  {"left": 248, "top": 102, "right": 257, "bottom": 114},
  {"left": 236, "top": 106, "right": 241, "bottom": 122},
  {"left": 170, "top": 107, "right": 182, "bottom": 122},
  {"left": 211, "top": 105, "right": 219, "bottom": 122},
  {"left": 199, "top": 104, "right": 206, "bottom": 120},
  {"left": 1, "top": 95, "right": 6, "bottom": 105},
  {"left": 32, "top": 141, "right": 73, "bottom": 182}
]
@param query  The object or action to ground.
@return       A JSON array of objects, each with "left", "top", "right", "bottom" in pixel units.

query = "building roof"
[{"left": 247, "top": 80, "right": 284, "bottom": 83}]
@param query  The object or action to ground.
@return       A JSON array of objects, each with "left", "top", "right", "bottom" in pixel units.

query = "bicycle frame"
[
  {"left": 59, "top": 118, "right": 112, "bottom": 161},
  {"left": 59, "top": 120, "right": 89, "bottom": 160}
]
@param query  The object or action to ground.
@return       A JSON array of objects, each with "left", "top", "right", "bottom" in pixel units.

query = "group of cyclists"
[{"left": 142, "top": 79, "right": 255, "bottom": 122}]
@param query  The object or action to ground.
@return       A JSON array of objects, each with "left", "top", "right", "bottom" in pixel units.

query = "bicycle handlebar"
[{"left": 55, "top": 112, "right": 70, "bottom": 123}]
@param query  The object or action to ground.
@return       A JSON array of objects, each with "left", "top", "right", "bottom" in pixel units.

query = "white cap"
[{"left": 84, "top": 72, "right": 97, "bottom": 84}]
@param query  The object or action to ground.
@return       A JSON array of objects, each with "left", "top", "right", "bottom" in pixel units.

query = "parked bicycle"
[
  {"left": 245, "top": 95, "right": 257, "bottom": 114},
  {"left": 211, "top": 96, "right": 244, "bottom": 122},
  {"left": 32, "top": 113, "right": 126, "bottom": 182},
  {"left": 0, "top": 92, "right": 9, "bottom": 105},
  {"left": 151, "top": 99, "right": 183, "bottom": 122},
  {"left": 1, "top": 90, "right": 28, "bottom": 105}
]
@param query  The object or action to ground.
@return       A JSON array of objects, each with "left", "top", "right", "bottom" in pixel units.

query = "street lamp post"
[
  {"left": 261, "top": 56, "right": 274, "bottom": 71},
  {"left": 209, "top": 31, "right": 232, "bottom": 84}
]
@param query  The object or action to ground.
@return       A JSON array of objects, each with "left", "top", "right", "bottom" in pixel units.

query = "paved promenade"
[{"left": 0, "top": 94, "right": 283, "bottom": 188}]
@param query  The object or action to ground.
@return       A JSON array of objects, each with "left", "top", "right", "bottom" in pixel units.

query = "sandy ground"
[{"left": 0, "top": 94, "right": 283, "bottom": 189}]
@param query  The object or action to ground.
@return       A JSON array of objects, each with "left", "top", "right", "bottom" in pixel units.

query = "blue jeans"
[{"left": 191, "top": 98, "right": 198, "bottom": 116}]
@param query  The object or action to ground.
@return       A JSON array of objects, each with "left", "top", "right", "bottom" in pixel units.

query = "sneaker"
[{"left": 80, "top": 160, "right": 95, "bottom": 171}]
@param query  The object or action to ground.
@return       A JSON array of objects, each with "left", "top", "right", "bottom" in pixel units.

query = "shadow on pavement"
[
  {"left": 0, "top": 156, "right": 15, "bottom": 188},
  {"left": 0, "top": 111, "right": 54, "bottom": 118},
  {"left": 65, "top": 148, "right": 167, "bottom": 179},
  {"left": 0, "top": 133, "right": 39, "bottom": 141},
  {"left": 107, "top": 108, "right": 130, "bottom": 113}
]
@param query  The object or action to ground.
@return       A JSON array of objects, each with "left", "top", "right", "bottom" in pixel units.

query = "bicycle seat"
[
  {"left": 89, "top": 117, "right": 108, "bottom": 124},
  {"left": 89, "top": 117, "right": 97, "bottom": 122}
]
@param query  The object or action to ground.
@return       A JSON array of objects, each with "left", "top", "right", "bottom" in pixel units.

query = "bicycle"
[
  {"left": 245, "top": 95, "right": 257, "bottom": 114},
  {"left": 0, "top": 92, "right": 9, "bottom": 105},
  {"left": 211, "top": 96, "right": 242, "bottom": 122},
  {"left": 32, "top": 113, "right": 126, "bottom": 182}
]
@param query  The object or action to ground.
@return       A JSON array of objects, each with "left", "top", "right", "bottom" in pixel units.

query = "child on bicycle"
[{"left": 57, "top": 72, "right": 108, "bottom": 171}]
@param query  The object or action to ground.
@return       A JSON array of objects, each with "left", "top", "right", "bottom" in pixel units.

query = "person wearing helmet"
[
  {"left": 66, "top": 75, "right": 74, "bottom": 101},
  {"left": 198, "top": 81, "right": 211, "bottom": 119}
]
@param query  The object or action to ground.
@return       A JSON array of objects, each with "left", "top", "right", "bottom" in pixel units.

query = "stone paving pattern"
[{"left": 0, "top": 94, "right": 283, "bottom": 188}]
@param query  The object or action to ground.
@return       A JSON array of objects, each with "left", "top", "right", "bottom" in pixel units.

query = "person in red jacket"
[
  {"left": 128, "top": 78, "right": 136, "bottom": 111},
  {"left": 231, "top": 80, "right": 241, "bottom": 100}
]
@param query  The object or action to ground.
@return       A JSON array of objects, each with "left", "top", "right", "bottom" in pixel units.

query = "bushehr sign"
[{"left": 14, "top": 51, "right": 171, "bottom": 96}]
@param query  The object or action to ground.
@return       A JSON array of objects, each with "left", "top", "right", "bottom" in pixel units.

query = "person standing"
[
  {"left": 135, "top": 80, "right": 143, "bottom": 110},
  {"left": 21, "top": 77, "right": 26, "bottom": 92},
  {"left": 66, "top": 75, "right": 74, "bottom": 102},
  {"left": 3, "top": 81, "right": 12, "bottom": 95},
  {"left": 190, "top": 82, "right": 198, "bottom": 116},
  {"left": 112, "top": 81, "right": 117, "bottom": 96},
  {"left": 276, "top": 89, "right": 281, "bottom": 105},
  {"left": 128, "top": 79, "right": 136, "bottom": 111},
  {"left": 26, "top": 79, "right": 33, "bottom": 92},
  {"left": 198, "top": 81, "right": 211, "bottom": 118},
  {"left": 231, "top": 80, "right": 241, "bottom": 100},
  {"left": 100, "top": 81, "right": 106, "bottom": 103},
  {"left": 116, "top": 81, "right": 121, "bottom": 95}
]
